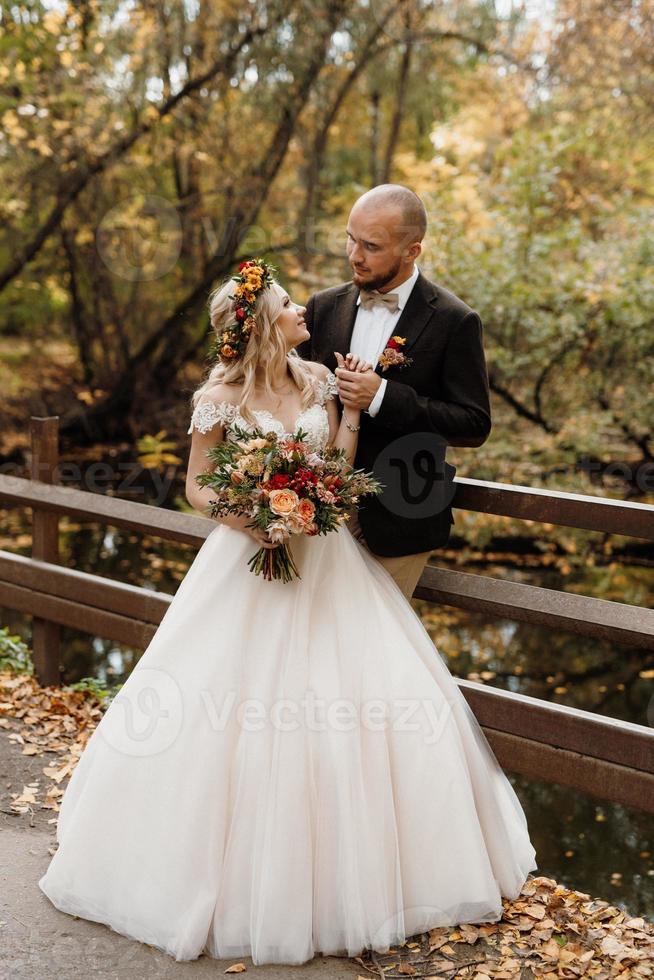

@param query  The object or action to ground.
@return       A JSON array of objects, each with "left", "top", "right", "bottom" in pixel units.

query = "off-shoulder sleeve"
[
  {"left": 187, "top": 400, "right": 236, "bottom": 435},
  {"left": 319, "top": 370, "right": 339, "bottom": 405}
]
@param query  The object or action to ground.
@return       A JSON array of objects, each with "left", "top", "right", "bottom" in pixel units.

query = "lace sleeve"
[
  {"left": 187, "top": 400, "right": 236, "bottom": 435},
  {"left": 319, "top": 370, "right": 339, "bottom": 405}
]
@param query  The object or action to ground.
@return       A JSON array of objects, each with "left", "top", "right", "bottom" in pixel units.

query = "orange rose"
[
  {"left": 297, "top": 498, "right": 316, "bottom": 523},
  {"left": 268, "top": 488, "right": 299, "bottom": 516},
  {"left": 244, "top": 437, "right": 269, "bottom": 450},
  {"left": 286, "top": 511, "right": 307, "bottom": 533}
]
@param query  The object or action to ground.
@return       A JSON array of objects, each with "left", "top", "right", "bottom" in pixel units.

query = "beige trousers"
[{"left": 346, "top": 507, "right": 433, "bottom": 601}]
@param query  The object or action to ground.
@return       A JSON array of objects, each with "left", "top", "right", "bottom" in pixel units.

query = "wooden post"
[{"left": 30, "top": 417, "right": 61, "bottom": 686}]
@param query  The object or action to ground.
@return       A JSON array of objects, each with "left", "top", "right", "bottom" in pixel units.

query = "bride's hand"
[
  {"left": 224, "top": 514, "right": 278, "bottom": 549},
  {"left": 344, "top": 352, "right": 373, "bottom": 372},
  {"left": 246, "top": 526, "right": 278, "bottom": 550}
]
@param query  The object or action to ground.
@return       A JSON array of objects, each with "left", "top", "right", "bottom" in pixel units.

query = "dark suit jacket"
[{"left": 295, "top": 271, "right": 491, "bottom": 557}]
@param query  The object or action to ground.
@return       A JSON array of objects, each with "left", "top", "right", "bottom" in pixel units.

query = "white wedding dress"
[{"left": 38, "top": 370, "right": 537, "bottom": 965}]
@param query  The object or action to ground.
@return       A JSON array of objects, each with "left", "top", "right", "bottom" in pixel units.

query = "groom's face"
[{"left": 346, "top": 204, "right": 418, "bottom": 292}]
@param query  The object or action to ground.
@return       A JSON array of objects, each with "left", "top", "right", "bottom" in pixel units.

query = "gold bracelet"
[{"left": 343, "top": 411, "right": 360, "bottom": 432}]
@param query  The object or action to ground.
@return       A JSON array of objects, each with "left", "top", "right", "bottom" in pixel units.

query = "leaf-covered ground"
[{"left": 1, "top": 670, "right": 652, "bottom": 978}]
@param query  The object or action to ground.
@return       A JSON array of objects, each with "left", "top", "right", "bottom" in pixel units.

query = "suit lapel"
[
  {"left": 325, "top": 285, "right": 358, "bottom": 370},
  {"left": 392, "top": 271, "right": 439, "bottom": 354},
  {"left": 325, "top": 272, "right": 440, "bottom": 374},
  {"left": 374, "top": 271, "right": 440, "bottom": 375}
]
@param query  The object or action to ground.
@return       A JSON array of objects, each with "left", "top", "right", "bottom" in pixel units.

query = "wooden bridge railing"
[{"left": 0, "top": 416, "right": 653, "bottom": 814}]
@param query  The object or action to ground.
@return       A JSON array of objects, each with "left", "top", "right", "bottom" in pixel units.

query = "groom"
[{"left": 295, "top": 184, "right": 491, "bottom": 600}]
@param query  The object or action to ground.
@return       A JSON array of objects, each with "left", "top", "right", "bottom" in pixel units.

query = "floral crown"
[{"left": 207, "top": 258, "right": 277, "bottom": 364}]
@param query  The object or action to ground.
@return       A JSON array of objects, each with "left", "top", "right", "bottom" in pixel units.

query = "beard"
[{"left": 351, "top": 258, "right": 403, "bottom": 292}]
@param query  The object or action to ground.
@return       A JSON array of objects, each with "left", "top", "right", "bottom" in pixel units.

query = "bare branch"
[{"left": 0, "top": 19, "right": 270, "bottom": 293}]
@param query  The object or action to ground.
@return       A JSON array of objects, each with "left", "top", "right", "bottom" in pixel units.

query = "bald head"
[
  {"left": 352, "top": 184, "right": 427, "bottom": 243},
  {"left": 346, "top": 184, "right": 426, "bottom": 293}
]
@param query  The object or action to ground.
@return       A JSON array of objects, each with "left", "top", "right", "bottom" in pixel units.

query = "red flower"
[
  {"left": 238, "top": 261, "right": 252, "bottom": 271},
  {"left": 290, "top": 468, "right": 319, "bottom": 491},
  {"left": 235, "top": 307, "right": 247, "bottom": 321},
  {"left": 269, "top": 474, "right": 290, "bottom": 489},
  {"left": 386, "top": 337, "right": 400, "bottom": 350}
]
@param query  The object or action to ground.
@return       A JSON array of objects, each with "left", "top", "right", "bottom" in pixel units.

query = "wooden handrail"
[
  {"left": 1, "top": 472, "right": 653, "bottom": 539},
  {"left": 453, "top": 476, "right": 654, "bottom": 539},
  {"left": 0, "top": 474, "right": 212, "bottom": 545},
  {"left": 415, "top": 565, "right": 654, "bottom": 649},
  {"left": 1, "top": 548, "right": 652, "bottom": 650}
]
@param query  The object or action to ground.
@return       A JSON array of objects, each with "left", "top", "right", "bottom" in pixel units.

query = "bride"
[{"left": 38, "top": 260, "right": 537, "bottom": 967}]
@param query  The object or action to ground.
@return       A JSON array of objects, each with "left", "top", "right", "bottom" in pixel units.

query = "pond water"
[{"left": 1, "top": 467, "right": 652, "bottom": 919}]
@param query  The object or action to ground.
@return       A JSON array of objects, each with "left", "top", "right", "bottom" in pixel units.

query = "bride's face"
[{"left": 273, "top": 285, "right": 309, "bottom": 350}]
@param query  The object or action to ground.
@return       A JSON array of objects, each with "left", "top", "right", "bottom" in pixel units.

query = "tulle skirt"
[{"left": 38, "top": 520, "right": 537, "bottom": 965}]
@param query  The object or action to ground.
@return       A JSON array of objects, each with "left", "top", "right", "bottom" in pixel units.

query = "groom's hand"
[{"left": 334, "top": 352, "right": 382, "bottom": 411}]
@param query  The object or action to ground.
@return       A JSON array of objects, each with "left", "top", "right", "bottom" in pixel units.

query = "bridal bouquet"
[{"left": 195, "top": 424, "right": 383, "bottom": 583}]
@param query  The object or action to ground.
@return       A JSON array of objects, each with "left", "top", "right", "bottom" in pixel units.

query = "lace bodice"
[{"left": 187, "top": 370, "right": 339, "bottom": 452}]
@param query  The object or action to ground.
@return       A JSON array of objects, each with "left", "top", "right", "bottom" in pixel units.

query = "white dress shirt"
[{"left": 348, "top": 264, "right": 420, "bottom": 417}]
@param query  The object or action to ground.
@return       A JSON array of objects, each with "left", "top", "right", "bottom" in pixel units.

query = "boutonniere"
[{"left": 378, "top": 335, "right": 413, "bottom": 372}]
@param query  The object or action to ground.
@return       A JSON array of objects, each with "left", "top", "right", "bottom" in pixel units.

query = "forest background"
[
  {"left": 0, "top": 0, "right": 652, "bottom": 561},
  {"left": 1, "top": 0, "right": 654, "bottom": 914}
]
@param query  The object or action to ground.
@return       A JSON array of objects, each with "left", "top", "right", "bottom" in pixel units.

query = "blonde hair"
[{"left": 190, "top": 276, "right": 318, "bottom": 426}]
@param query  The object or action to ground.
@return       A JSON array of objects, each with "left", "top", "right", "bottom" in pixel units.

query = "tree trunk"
[
  {"left": 60, "top": 227, "right": 93, "bottom": 386},
  {"left": 380, "top": 37, "right": 413, "bottom": 183},
  {"left": 369, "top": 89, "right": 381, "bottom": 185},
  {"left": 296, "top": 13, "right": 400, "bottom": 269},
  {"left": 58, "top": 1, "right": 351, "bottom": 444},
  {"left": 0, "top": 22, "right": 268, "bottom": 294}
]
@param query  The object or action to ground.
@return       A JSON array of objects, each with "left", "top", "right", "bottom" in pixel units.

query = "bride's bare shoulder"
[
  {"left": 301, "top": 360, "right": 331, "bottom": 382},
  {"left": 200, "top": 380, "right": 244, "bottom": 405}
]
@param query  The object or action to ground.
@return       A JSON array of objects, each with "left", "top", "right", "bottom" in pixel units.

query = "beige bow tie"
[{"left": 358, "top": 289, "right": 400, "bottom": 313}]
